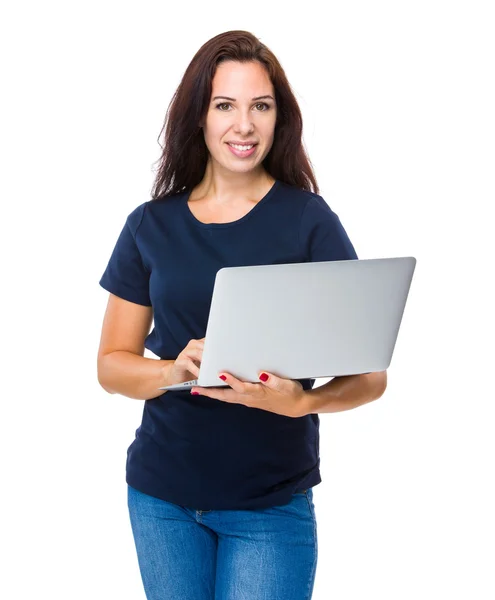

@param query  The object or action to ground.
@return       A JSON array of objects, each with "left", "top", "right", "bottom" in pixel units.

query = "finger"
[
  {"left": 258, "top": 371, "right": 272, "bottom": 385},
  {"left": 185, "top": 348, "right": 203, "bottom": 362},
  {"left": 218, "top": 372, "right": 263, "bottom": 397},
  {"left": 191, "top": 386, "right": 235, "bottom": 402},
  {"left": 217, "top": 372, "right": 247, "bottom": 393},
  {"left": 257, "top": 371, "right": 290, "bottom": 392},
  {"left": 187, "top": 359, "right": 200, "bottom": 377}
]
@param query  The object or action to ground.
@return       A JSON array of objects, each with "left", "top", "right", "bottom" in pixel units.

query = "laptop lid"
[{"left": 161, "top": 256, "right": 416, "bottom": 390}]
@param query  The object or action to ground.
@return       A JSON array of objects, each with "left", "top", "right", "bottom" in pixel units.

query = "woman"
[{"left": 98, "top": 30, "right": 376, "bottom": 600}]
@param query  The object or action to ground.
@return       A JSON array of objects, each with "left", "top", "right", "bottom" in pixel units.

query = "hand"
[
  {"left": 167, "top": 338, "right": 205, "bottom": 387},
  {"left": 191, "top": 371, "right": 309, "bottom": 418}
]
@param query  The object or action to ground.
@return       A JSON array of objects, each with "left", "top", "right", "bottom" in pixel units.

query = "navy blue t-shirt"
[{"left": 99, "top": 179, "right": 358, "bottom": 510}]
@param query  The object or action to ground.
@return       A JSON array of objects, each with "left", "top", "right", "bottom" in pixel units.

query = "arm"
[
  {"left": 97, "top": 293, "right": 174, "bottom": 400},
  {"left": 98, "top": 351, "right": 174, "bottom": 400},
  {"left": 301, "top": 371, "right": 388, "bottom": 415}
]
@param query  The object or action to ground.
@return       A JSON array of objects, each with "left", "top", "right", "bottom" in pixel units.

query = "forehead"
[{"left": 212, "top": 61, "right": 273, "bottom": 94}]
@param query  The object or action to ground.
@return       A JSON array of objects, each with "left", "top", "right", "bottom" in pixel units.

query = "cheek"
[
  {"left": 262, "top": 114, "right": 277, "bottom": 134},
  {"left": 204, "top": 119, "right": 227, "bottom": 140}
]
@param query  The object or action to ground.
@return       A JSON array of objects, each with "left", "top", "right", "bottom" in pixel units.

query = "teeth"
[{"left": 229, "top": 143, "right": 254, "bottom": 151}]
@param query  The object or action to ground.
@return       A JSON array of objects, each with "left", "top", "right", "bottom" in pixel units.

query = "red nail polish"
[
  {"left": 259, "top": 373, "right": 269, "bottom": 382},
  {"left": 191, "top": 391, "right": 199, "bottom": 395},
  {"left": 219, "top": 375, "right": 227, "bottom": 381}
]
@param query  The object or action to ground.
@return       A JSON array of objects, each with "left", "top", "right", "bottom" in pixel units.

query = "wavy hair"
[{"left": 150, "top": 30, "right": 319, "bottom": 199}]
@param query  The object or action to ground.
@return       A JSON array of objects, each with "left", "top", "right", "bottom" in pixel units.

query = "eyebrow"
[{"left": 212, "top": 95, "right": 274, "bottom": 102}]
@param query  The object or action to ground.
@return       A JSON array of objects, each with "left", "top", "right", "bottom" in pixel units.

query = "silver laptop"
[{"left": 159, "top": 256, "right": 416, "bottom": 391}]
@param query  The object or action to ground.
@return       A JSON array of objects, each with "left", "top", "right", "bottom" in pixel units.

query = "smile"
[{"left": 226, "top": 143, "right": 258, "bottom": 158}]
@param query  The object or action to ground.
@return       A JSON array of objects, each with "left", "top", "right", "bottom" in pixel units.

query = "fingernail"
[
  {"left": 259, "top": 373, "right": 269, "bottom": 382},
  {"left": 219, "top": 375, "right": 227, "bottom": 381},
  {"left": 191, "top": 391, "right": 199, "bottom": 395}
]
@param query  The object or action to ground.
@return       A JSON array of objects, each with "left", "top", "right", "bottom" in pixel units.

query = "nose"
[{"left": 234, "top": 110, "right": 255, "bottom": 135}]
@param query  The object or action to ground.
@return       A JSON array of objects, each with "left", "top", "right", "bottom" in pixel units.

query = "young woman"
[{"left": 98, "top": 29, "right": 385, "bottom": 600}]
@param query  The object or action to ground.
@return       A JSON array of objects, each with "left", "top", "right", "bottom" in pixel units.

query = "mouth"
[{"left": 226, "top": 142, "right": 258, "bottom": 158}]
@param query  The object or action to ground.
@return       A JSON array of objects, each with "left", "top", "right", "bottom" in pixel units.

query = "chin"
[
  {"left": 227, "top": 164, "right": 259, "bottom": 174},
  {"left": 217, "top": 155, "right": 259, "bottom": 170}
]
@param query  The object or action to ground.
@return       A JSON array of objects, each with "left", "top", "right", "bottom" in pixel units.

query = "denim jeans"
[{"left": 127, "top": 484, "right": 318, "bottom": 599}]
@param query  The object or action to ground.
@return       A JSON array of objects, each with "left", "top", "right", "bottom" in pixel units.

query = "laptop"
[{"left": 159, "top": 256, "right": 416, "bottom": 391}]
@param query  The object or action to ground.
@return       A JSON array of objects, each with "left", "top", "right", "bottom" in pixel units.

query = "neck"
[{"left": 192, "top": 160, "right": 275, "bottom": 205}]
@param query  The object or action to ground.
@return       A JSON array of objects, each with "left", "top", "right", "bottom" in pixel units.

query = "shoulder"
[
  {"left": 126, "top": 191, "right": 187, "bottom": 234},
  {"left": 280, "top": 181, "right": 334, "bottom": 207},
  {"left": 277, "top": 180, "right": 333, "bottom": 213},
  {"left": 123, "top": 201, "right": 148, "bottom": 238}
]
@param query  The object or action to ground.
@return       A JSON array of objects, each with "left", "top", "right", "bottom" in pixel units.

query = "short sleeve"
[
  {"left": 99, "top": 203, "right": 152, "bottom": 306},
  {"left": 299, "top": 195, "right": 358, "bottom": 262}
]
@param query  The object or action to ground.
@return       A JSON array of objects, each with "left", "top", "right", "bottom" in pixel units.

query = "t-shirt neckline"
[{"left": 183, "top": 179, "right": 280, "bottom": 229}]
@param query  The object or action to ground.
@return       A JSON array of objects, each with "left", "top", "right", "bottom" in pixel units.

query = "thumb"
[{"left": 258, "top": 371, "right": 278, "bottom": 387}]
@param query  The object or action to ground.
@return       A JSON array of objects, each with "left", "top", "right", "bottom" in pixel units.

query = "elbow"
[
  {"left": 97, "top": 356, "right": 115, "bottom": 394},
  {"left": 366, "top": 370, "right": 388, "bottom": 401},
  {"left": 375, "top": 370, "right": 388, "bottom": 399},
  {"left": 99, "top": 381, "right": 115, "bottom": 394},
  {"left": 97, "top": 374, "right": 115, "bottom": 394}
]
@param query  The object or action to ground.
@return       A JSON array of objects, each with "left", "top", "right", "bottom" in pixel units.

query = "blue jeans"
[{"left": 127, "top": 484, "right": 318, "bottom": 599}]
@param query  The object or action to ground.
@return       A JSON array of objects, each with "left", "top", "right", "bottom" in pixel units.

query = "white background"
[{"left": 1, "top": 1, "right": 494, "bottom": 598}]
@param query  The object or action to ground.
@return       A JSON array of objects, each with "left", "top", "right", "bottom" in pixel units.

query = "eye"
[{"left": 215, "top": 102, "right": 270, "bottom": 111}]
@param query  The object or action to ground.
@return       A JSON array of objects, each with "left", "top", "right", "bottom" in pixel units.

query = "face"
[{"left": 202, "top": 61, "right": 277, "bottom": 174}]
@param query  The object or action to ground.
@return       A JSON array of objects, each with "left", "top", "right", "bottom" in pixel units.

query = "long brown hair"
[{"left": 150, "top": 30, "right": 319, "bottom": 200}]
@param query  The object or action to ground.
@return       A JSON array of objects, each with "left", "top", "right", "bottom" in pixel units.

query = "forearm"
[
  {"left": 97, "top": 350, "right": 174, "bottom": 400},
  {"left": 303, "top": 371, "right": 387, "bottom": 414}
]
